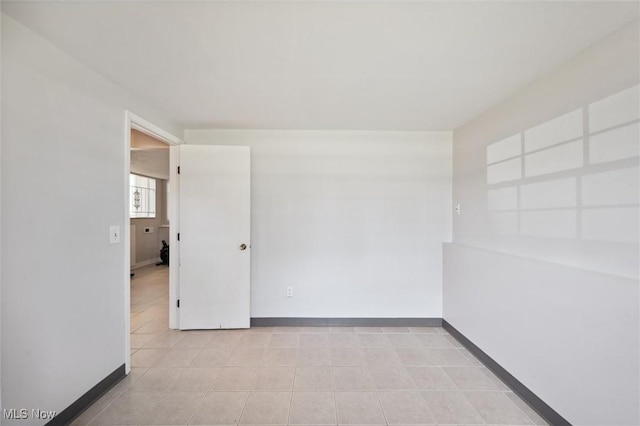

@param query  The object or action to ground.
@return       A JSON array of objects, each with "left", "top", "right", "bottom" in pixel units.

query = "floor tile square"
[
  {"left": 134, "top": 321, "right": 169, "bottom": 334},
  {"left": 253, "top": 366, "right": 295, "bottom": 391},
  {"left": 206, "top": 333, "right": 243, "bottom": 348},
  {"left": 363, "top": 348, "right": 402, "bottom": 366},
  {"left": 139, "top": 391, "right": 205, "bottom": 425},
  {"left": 415, "top": 333, "right": 455, "bottom": 348},
  {"left": 422, "top": 390, "right": 484, "bottom": 424},
  {"left": 464, "top": 391, "right": 534, "bottom": 425},
  {"left": 406, "top": 366, "right": 456, "bottom": 390},
  {"left": 191, "top": 391, "right": 248, "bottom": 425},
  {"left": 170, "top": 367, "right": 220, "bottom": 391},
  {"left": 131, "top": 348, "right": 168, "bottom": 368},
  {"left": 394, "top": 347, "right": 437, "bottom": 366},
  {"left": 189, "top": 347, "right": 233, "bottom": 367},
  {"left": 261, "top": 348, "right": 298, "bottom": 366},
  {"left": 239, "top": 392, "right": 291, "bottom": 424},
  {"left": 294, "top": 366, "right": 333, "bottom": 391},
  {"left": 89, "top": 391, "right": 163, "bottom": 425},
  {"left": 331, "top": 348, "right": 366, "bottom": 366},
  {"left": 129, "top": 368, "right": 181, "bottom": 391},
  {"left": 335, "top": 392, "right": 386, "bottom": 424},
  {"left": 378, "top": 391, "right": 436, "bottom": 424},
  {"left": 369, "top": 366, "right": 416, "bottom": 390},
  {"left": 428, "top": 348, "right": 473, "bottom": 366},
  {"left": 228, "top": 347, "right": 265, "bottom": 366},
  {"left": 239, "top": 333, "right": 271, "bottom": 347},
  {"left": 299, "top": 333, "right": 330, "bottom": 347},
  {"left": 386, "top": 334, "right": 422, "bottom": 347},
  {"left": 212, "top": 366, "right": 258, "bottom": 390},
  {"left": 153, "top": 347, "right": 201, "bottom": 367},
  {"left": 333, "top": 367, "right": 375, "bottom": 391},
  {"left": 289, "top": 392, "right": 336, "bottom": 425},
  {"left": 172, "top": 333, "right": 212, "bottom": 348},
  {"left": 269, "top": 333, "right": 300, "bottom": 347},
  {"left": 297, "top": 347, "right": 331, "bottom": 366},
  {"left": 358, "top": 334, "right": 392, "bottom": 347},
  {"left": 142, "top": 334, "right": 185, "bottom": 349},
  {"left": 442, "top": 366, "right": 501, "bottom": 390},
  {"left": 330, "top": 334, "right": 361, "bottom": 348},
  {"left": 130, "top": 333, "right": 155, "bottom": 349}
]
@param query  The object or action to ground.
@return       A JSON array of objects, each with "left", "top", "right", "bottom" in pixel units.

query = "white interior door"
[{"left": 178, "top": 145, "right": 250, "bottom": 329}]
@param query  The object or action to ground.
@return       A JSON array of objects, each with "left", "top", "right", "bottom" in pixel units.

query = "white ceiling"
[{"left": 3, "top": 1, "right": 638, "bottom": 131}]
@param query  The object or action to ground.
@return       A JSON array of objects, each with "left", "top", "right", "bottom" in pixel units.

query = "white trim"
[
  {"left": 129, "top": 112, "right": 182, "bottom": 146},
  {"left": 131, "top": 258, "right": 163, "bottom": 270},
  {"left": 168, "top": 144, "right": 180, "bottom": 331},
  {"left": 124, "top": 111, "right": 182, "bottom": 375}
]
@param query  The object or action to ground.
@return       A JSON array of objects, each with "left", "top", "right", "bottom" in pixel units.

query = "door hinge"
[
  {"left": 177, "top": 233, "right": 180, "bottom": 241},
  {"left": 177, "top": 299, "right": 180, "bottom": 308},
  {"left": 177, "top": 166, "right": 181, "bottom": 174}
]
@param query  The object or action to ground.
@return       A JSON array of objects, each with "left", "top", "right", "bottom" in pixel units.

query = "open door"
[{"left": 178, "top": 145, "right": 250, "bottom": 329}]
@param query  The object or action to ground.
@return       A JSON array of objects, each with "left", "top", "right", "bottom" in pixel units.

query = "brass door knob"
[{"left": 239, "top": 244, "right": 247, "bottom": 251}]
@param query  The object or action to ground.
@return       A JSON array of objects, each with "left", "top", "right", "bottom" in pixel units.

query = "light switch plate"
[{"left": 110, "top": 225, "right": 121, "bottom": 244}]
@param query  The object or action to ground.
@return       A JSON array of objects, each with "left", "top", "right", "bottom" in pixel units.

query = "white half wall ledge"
[{"left": 443, "top": 242, "right": 640, "bottom": 426}]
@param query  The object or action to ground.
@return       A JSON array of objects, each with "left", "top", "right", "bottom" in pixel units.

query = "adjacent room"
[{"left": 1, "top": 1, "right": 638, "bottom": 426}]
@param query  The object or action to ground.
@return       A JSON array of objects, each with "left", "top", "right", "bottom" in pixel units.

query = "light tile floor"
[{"left": 73, "top": 265, "right": 548, "bottom": 426}]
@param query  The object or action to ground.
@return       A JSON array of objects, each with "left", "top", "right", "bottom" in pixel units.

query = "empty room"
[{"left": 1, "top": 1, "right": 638, "bottom": 426}]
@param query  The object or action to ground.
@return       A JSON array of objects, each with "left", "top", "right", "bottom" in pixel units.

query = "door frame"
[{"left": 124, "top": 111, "right": 182, "bottom": 373}]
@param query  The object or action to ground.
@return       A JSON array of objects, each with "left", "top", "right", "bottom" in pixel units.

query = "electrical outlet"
[
  {"left": 455, "top": 203, "right": 461, "bottom": 215},
  {"left": 286, "top": 287, "right": 293, "bottom": 298}
]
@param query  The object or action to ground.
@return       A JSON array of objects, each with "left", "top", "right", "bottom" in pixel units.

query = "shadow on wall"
[{"left": 485, "top": 84, "right": 639, "bottom": 252}]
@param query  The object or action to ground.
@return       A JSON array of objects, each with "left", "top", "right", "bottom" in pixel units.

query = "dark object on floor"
[{"left": 157, "top": 240, "right": 169, "bottom": 266}]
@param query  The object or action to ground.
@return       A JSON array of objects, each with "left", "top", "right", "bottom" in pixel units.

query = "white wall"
[
  {"left": 444, "top": 244, "right": 639, "bottom": 426},
  {"left": 1, "top": 14, "right": 180, "bottom": 425},
  {"left": 0, "top": 10, "right": 4, "bottom": 418},
  {"left": 185, "top": 130, "right": 452, "bottom": 318},
  {"left": 446, "top": 19, "right": 639, "bottom": 425}
]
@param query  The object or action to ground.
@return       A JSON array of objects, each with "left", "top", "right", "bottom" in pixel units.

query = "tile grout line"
[
  {"left": 184, "top": 366, "right": 225, "bottom": 425},
  {"left": 286, "top": 343, "right": 299, "bottom": 426},
  {"left": 364, "top": 346, "right": 390, "bottom": 426},
  {"left": 235, "top": 335, "right": 265, "bottom": 425}
]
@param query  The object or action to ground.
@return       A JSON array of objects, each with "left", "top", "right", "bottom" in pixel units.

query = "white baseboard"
[{"left": 131, "top": 258, "right": 162, "bottom": 270}]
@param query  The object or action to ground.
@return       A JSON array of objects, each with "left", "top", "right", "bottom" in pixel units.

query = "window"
[{"left": 130, "top": 174, "right": 156, "bottom": 218}]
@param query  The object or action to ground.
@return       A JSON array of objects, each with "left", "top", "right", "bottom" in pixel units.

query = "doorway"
[{"left": 124, "top": 111, "right": 182, "bottom": 373}]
